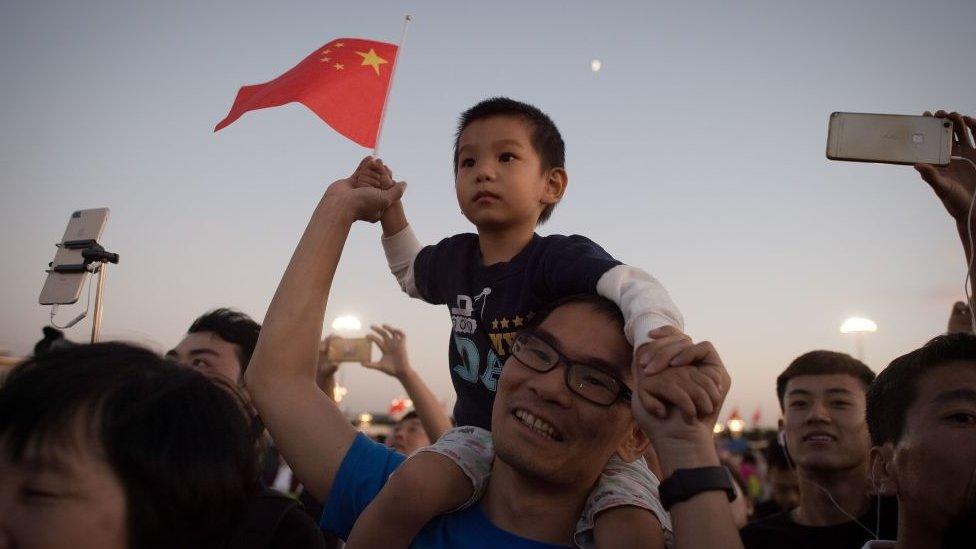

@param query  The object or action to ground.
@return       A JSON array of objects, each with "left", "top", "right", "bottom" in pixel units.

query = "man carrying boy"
[{"left": 243, "top": 170, "right": 741, "bottom": 547}]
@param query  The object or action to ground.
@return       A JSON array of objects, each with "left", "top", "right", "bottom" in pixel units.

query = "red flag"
[
  {"left": 215, "top": 37, "right": 398, "bottom": 148},
  {"left": 751, "top": 406, "right": 762, "bottom": 426}
]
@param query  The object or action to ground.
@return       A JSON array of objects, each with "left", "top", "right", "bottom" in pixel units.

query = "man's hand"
[
  {"left": 362, "top": 324, "right": 411, "bottom": 379},
  {"left": 317, "top": 335, "right": 340, "bottom": 378},
  {"left": 915, "top": 111, "right": 976, "bottom": 223},
  {"left": 354, "top": 156, "right": 396, "bottom": 190},
  {"left": 948, "top": 301, "right": 973, "bottom": 334},
  {"left": 632, "top": 327, "right": 730, "bottom": 444},
  {"left": 325, "top": 157, "right": 405, "bottom": 223}
]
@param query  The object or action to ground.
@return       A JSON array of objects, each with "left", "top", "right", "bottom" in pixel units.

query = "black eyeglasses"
[{"left": 510, "top": 331, "right": 632, "bottom": 406}]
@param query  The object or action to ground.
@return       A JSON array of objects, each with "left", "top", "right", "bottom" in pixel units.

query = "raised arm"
[
  {"left": 363, "top": 324, "right": 453, "bottom": 442},
  {"left": 244, "top": 169, "right": 405, "bottom": 502},
  {"left": 632, "top": 327, "right": 741, "bottom": 549},
  {"left": 915, "top": 111, "right": 976, "bottom": 299}
]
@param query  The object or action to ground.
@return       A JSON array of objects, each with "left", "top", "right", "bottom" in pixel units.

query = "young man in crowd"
[
  {"left": 740, "top": 350, "right": 897, "bottom": 548},
  {"left": 243, "top": 167, "right": 742, "bottom": 547},
  {"left": 865, "top": 333, "right": 976, "bottom": 549},
  {"left": 168, "top": 307, "right": 261, "bottom": 386},
  {"left": 751, "top": 437, "right": 799, "bottom": 520}
]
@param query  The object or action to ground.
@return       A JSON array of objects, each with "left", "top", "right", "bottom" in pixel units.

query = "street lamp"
[
  {"left": 840, "top": 317, "right": 877, "bottom": 361},
  {"left": 332, "top": 315, "right": 362, "bottom": 333}
]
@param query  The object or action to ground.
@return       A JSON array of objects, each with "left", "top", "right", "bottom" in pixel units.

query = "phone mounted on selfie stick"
[{"left": 40, "top": 208, "right": 119, "bottom": 344}]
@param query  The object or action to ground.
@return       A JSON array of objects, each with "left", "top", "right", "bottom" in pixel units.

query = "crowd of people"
[{"left": 1, "top": 100, "right": 974, "bottom": 549}]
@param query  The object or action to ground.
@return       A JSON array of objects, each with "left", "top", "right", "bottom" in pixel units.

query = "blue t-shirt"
[
  {"left": 321, "top": 433, "right": 570, "bottom": 548},
  {"left": 413, "top": 233, "right": 621, "bottom": 429}
]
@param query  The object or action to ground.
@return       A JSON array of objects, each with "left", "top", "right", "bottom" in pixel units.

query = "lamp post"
[{"left": 840, "top": 317, "right": 877, "bottom": 362}]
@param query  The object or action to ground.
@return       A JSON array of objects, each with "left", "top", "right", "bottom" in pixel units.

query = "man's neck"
[
  {"left": 894, "top": 508, "right": 945, "bottom": 549},
  {"left": 477, "top": 223, "right": 536, "bottom": 265},
  {"left": 791, "top": 464, "right": 872, "bottom": 527},
  {"left": 480, "top": 459, "right": 590, "bottom": 545}
]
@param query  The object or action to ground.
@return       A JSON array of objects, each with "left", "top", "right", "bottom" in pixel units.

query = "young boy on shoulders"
[{"left": 346, "top": 98, "right": 686, "bottom": 548}]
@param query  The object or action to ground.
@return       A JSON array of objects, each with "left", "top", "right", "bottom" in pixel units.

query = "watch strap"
[{"left": 659, "top": 466, "right": 736, "bottom": 510}]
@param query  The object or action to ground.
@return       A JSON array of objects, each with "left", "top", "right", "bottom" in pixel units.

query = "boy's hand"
[
  {"left": 354, "top": 155, "right": 396, "bottom": 190},
  {"left": 325, "top": 157, "right": 406, "bottom": 223},
  {"left": 632, "top": 327, "right": 729, "bottom": 423},
  {"left": 631, "top": 329, "right": 729, "bottom": 445}
]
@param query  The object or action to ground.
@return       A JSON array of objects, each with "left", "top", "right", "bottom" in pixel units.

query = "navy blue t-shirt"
[
  {"left": 321, "top": 433, "right": 569, "bottom": 548},
  {"left": 413, "top": 233, "right": 620, "bottom": 429}
]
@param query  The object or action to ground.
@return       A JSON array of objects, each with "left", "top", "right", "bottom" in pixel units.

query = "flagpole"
[{"left": 372, "top": 14, "right": 411, "bottom": 158}]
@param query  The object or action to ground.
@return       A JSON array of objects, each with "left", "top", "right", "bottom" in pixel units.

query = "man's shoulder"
[{"left": 740, "top": 511, "right": 803, "bottom": 547}]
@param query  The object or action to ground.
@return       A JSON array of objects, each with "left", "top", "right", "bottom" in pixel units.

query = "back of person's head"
[
  {"left": 0, "top": 342, "right": 259, "bottom": 549},
  {"left": 525, "top": 293, "right": 624, "bottom": 335},
  {"left": 867, "top": 332, "right": 976, "bottom": 446},
  {"left": 453, "top": 97, "right": 565, "bottom": 224},
  {"left": 188, "top": 308, "right": 261, "bottom": 373},
  {"left": 776, "top": 350, "right": 876, "bottom": 410}
]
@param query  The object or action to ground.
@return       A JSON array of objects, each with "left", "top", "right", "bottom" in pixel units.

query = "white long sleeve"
[
  {"left": 596, "top": 264, "right": 684, "bottom": 352},
  {"left": 381, "top": 225, "right": 424, "bottom": 298}
]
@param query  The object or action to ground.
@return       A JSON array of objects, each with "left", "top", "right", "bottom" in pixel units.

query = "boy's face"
[{"left": 455, "top": 116, "right": 556, "bottom": 231}]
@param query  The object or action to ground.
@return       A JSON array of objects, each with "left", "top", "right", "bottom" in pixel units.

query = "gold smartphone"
[
  {"left": 39, "top": 208, "right": 111, "bottom": 305},
  {"left": 327, "top": 337, "right": 372, "bottom": 363},
  {"left": 826, "top": 112, "right": 953, "bottom": 166}
]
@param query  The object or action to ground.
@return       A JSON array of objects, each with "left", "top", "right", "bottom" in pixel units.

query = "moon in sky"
[{"left": 590, "top": 59, "right": 602, "bottom": 72}]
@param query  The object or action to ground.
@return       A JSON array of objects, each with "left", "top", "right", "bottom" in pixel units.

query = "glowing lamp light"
[
  {"left": 840, "top": 317, "right": 878, "bottom": 334},
  {"left": 590, "top": 59, "right": 602, "bottom": 72},
  {"left": 727, "top": 418, "right": 746, "bottom": 434},
  {"left": 357, "top": 412, "right": 373, "bottom": 425},
  {"left": 713, "top": 423, "right": 726, "bottom": 435},
  {"left": 333, "top": 384, "right": 348, "bottom": 404},
  {"left": 332, "top": 315, "right": 362, "bottom": 332}
]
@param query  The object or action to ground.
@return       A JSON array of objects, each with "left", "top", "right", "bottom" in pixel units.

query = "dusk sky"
[{"left": 2, "top": 0, "right": 974, "bottom": 424}]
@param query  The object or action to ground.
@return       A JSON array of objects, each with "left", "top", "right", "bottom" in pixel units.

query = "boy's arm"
[
  {"left": 244, "top": 174, "right": 405, "bottom": 503},
  {"left": 595, "top": 264, "right": 685, "bottom": 359}
]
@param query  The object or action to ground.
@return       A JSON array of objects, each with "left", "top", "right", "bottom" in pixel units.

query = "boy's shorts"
[{"left": 420, "top": 426, "right": 674, "bottom": 549}]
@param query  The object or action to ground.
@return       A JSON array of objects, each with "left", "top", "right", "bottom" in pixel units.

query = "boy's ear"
[
  {"left": 541, "top": 167, "right": 568, "bottom": 205},
  {"left": 870, "top": 444, "right": 899, "bottom": 497},
  {"left": 616, "top": 421, "right": 651, "bottom": 463}
]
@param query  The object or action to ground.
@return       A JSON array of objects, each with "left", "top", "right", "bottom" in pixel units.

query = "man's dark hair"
[
  {"left": 188, "top": 308, "right": 261, "bottom": 374},
  {"left": 399, "top": 410, "right": 419, "bottom": 423},
  {"left": 867, "top": 332, "right": 976, "bottom": 446},
  {"left": 524, "top": 293, "right": 625, "bottom": 334},
  {"left": 453, "top": 97, "right": 566, "bottom": 224},
  {"left": 776, "top": 350, "right": 876, "bottom": 410},
  {"left": 0, "top": 342, "right": 259, "bottom": 549}
]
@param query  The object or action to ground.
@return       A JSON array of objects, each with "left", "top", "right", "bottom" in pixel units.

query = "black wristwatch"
[{"left": 659, "top": 466, "right": 736, "bottom": 510}]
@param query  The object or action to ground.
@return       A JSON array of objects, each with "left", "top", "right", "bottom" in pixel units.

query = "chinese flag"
[{"left": 215, "top": 38, "right": 398, "bottom": 148}]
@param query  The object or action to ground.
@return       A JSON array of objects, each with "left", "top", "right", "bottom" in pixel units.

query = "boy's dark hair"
[
  {"left": 776, "top": 350, "right": 876, "bottom": 410},
  {"left": 0, "top": 342, "right": 259, "bottom": 549},
  {"left": 453, "top": 97, "right": 566, "bottom": 224},
  {"left": 867, "top": 332, "right": 976, "bottom": 446},
  {"left": 188, "top": 308, "right": 261, "bottom": 374}
]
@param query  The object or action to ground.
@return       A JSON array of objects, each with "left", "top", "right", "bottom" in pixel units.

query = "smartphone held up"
[{"left": 826, "top": 112, "right": 953, "bottom": 166}]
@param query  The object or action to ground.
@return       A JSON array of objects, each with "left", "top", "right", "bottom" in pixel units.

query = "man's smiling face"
[{"left": 490, "top": 301, "right": 638, "bottom": 487}]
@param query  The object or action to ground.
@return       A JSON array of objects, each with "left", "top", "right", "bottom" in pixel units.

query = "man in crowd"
[
  {"left": 865, "top": 333, "right": 976, "bottom": 549},
  {"left": 386, "top": 411, "right": 432, "bottom": 454},
  {"left": 751, "top": 437, "right": 800, "bottom": 520},
  {"left": 244, "top": 169, "right": 742, "bottom": 547},
  {"left": 741, "top": 350, "right": 897, "bottom": 547},
  {"left": 168, "top": 307, "right": 261, "bottom": 386}
]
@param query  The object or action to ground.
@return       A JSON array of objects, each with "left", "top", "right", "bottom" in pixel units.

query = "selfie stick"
[
  {"left": 372, "top": 14, "right": 412, "bottom": 158},
  {"left": 50, "top": 240, "right": 119, "bottom": 343}
]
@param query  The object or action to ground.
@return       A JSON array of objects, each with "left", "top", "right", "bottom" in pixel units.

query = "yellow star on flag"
[
  {"left": 335, "top": 42, "right": 345, "bottom": 48},
  {"left": 333, "top": 63, "right": 344, "bottom": 70},
  {"left": 355, "top": 48, "right": 389, "bottom": 75}
]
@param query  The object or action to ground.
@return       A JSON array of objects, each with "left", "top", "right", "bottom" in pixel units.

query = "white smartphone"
[
  {"left": 826, "top": 112, "right": 953, "bottom": 166},
  {"left": 39, "top": 208, "right": 110, "bottom": 305}
]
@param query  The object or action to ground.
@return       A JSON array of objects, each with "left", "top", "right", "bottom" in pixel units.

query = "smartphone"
[
  {"left": 826, "top": 112, "right": 953, "bottom": 166},
  {"left": 327, "top": 337, "right": 372, "bottom": 363},
  {"left": 39, "top": 208, "right": 110, "bottom": 305}
]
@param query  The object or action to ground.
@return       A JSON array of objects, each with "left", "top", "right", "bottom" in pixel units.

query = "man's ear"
[
  {"left": 541, "top": 167, "right": 568, "bottom": 206},
  {"left": 870, "top": 444, "right": 898, "bottom": 497},
  {"left": 617, "top": 421, "right": 651, "bottom": 463}
]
